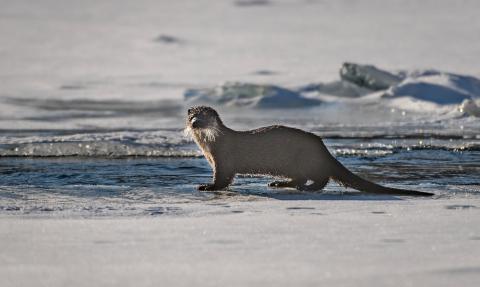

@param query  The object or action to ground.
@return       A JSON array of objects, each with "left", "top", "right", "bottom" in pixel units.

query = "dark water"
[{"left": 1, "top": 144, "right": 478, "bottom": 217}]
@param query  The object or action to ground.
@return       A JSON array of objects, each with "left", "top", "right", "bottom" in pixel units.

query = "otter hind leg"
[{"left": 298, "top": 178, "right": 330, "bottom": 191}]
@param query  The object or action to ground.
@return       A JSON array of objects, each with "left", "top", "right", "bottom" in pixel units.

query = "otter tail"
[{"left": 330, "top": 159, "right": 433, "bottom": 196}]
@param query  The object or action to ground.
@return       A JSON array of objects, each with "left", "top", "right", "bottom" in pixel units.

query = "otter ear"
[{"left": 187, "top": 108, "right": 192, "bottom": 114}]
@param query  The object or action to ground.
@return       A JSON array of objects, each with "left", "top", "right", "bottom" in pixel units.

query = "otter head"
[{"left": 185, "top": 106, "right": 223, "bottom": 142}]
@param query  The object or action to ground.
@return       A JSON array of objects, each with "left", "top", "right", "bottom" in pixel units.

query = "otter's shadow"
[
  {"left": 264, "top": 192, "right": 403, "bottom": 201},
  {"left": 222, "top": 176, "right": 415, "bottom": 200},
  {"left": 225, "top": 187, "right": 404, "bottom": 201}
]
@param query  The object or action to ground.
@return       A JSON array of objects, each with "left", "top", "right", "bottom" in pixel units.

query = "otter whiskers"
[
  {"left": 199, "top": 124, "right": 221, "bottom": 142},
  {"left": 184, "top": 123, "right": 222, "bottom": 142}
]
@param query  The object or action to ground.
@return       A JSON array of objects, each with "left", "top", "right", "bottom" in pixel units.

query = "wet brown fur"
[{"left": 186, "top": 106, "right": 433, "bottom": 196}]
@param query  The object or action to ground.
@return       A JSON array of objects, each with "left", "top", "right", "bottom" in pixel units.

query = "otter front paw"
[
  {"left": 198, "top": 184, "right": 217, "bottom": 191},
  {"left": 269, "top": 181, "right": 293, "bottom": 188},
  {"left": 268, "top": 181, "right": 281, "bottom": 187}
]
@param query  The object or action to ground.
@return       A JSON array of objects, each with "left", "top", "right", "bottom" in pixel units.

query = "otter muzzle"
[{"left": 191, "top": 117, "right": 202, "bottom": 128}]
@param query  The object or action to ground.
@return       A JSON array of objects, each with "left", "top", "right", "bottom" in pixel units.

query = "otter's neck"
[
  {"left": 192, "top": 122, "right": 232, "bottom": 152},
  {"left": 191, "top": 123, "right": 233, "bottom": 168}
]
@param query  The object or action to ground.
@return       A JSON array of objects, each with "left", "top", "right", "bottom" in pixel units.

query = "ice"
[
  {"left": 384, "top": 71, "right": 480, "bottom": 105},
  {"left": 185, "top": 82, "right": 321, "bottom": 108},
  {"left": 1, "top": 0, "right": 480, "bottom": 129},
  {"left": 0, "top": 130, "right": 199, "bottom": 157},
  {"left": 2, "top": 197, "right": 480, "bottom": 286},
  {"left": 298, "top": 80, "right": 372, "bottom": 98},
  {"left": 300, "top": 63, "right": 480, "bottom": 116},
  {"left": 340, "top": 62, "right": 403, "bottom": 91},
  {"left": 459, "top": 99, "right": 480, "bottom": 117}
]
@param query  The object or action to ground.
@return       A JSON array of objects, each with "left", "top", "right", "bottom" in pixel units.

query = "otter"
[{"left": 185, "top": 106, "right": 433, "bottom": 196}]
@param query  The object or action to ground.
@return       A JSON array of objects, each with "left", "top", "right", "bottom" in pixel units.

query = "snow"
[
  {"left": 300, "top": 63, "right": 480, "bottom": 115},
  {"left": 1, "top": 0, "right": 480, "bottom": 129},
  {"left": 185, "top": 82, "right": 321, "bottom": 108},
  {"left": 298, "top": 80, "right": 373, "bottom": 98},
  {"left": 460, "top": 99, "right": 480, "bottom": 117},
  {"left": 384, "top": 71, "right": 480, "bottom": 105},
  {"left": 180, "top": 62, "right": 480, "bottom": 114},
  {"left": 2, "top": 197, "right": 480, "bottom": 287}
]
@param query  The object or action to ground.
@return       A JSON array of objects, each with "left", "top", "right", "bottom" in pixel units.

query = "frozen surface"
[
  {"left": 301, "top": 63, "right": 480, "bottom": 115},
  {"left": 2, "top": 0, "right": 480, "bottom": 92},
  {"left": 340, "top": 62, "right": 403, "bottom": 90},
  {"left": 2, "top": 197, "right": 480, "bottom": 287},
  {"left": 1, "top": 0, "right": 480, "bottom": 130},
  {"left": 185, "top": 82, "right": 321, "bottom": 108},
  {"left": 460, "top": 99, "right": 480, "bottom": 117},
  {"left": 298, "top": 80, "right": 373, "bottom": 98},
  {"left": 384, "top": 70, "right": 480, "bottom": 105}
]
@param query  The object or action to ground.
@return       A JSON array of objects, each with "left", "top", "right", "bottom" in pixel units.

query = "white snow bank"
[
  {"left": 335, "top": 63, "right": 480, "bottom": 107},
  {"left": 459, "top": 99, "right": 480, "bottom": 117},
  {"left": 184, "top": 82, "right": 321, "bottom": 109},
  {"left": 182, "top": 63, "right": 480, "bottom": 116},
  {"left": 302, "top": 63, "right": 480, "bottom": 117},
  {"left": 383, "top": 71, "right": 480, "bottom": 105}
]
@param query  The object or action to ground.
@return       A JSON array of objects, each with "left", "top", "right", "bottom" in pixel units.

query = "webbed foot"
[
  {"left": 198, "top": 184, "right": 217, "bottom": 191},
  {"left": 198, "top": 184, "right": 231, "bottom": 191},
  {"left": 298, "top": 178, "right": 329, "bottom": 191}
]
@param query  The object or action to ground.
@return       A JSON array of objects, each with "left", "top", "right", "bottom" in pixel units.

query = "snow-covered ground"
[
  {"left": 1, "top": 0, "right": 480, "bottom": 129},
  {"left": 2, "top": 197, "right": 480, "bottom": 287}
]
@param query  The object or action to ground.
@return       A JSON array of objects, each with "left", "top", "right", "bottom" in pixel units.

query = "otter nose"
[{"left": 191, "top": 117, "right": 201, "bottom": 128}]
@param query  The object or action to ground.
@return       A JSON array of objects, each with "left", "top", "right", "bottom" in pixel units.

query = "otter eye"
[{"left": 187, "top": 108, "right": 192, "bottom": 114}]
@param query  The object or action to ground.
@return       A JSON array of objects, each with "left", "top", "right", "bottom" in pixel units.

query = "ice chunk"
[
  {"left": 301, "top": 62, "right": 402, "bottom": 97},
  {"left": 383, "top": 71, "right": 480, "bottom": 105},
  {"left": 298, "top": 80, "right": 373, "bottom": 98},
  {"left": 184, "top": 82, "right": 321, "bottom": 108},
  {"left": 459, "top": 99, "right": 480, "bottom": 117},
  {"left": 340, "top": 62, "right": 403, "bottom": 90}
]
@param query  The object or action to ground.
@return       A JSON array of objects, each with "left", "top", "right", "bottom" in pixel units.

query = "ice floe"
[
  {"left": 184, "top": 82, "right": 321, "bottom": 108},
  {"left": 383, "top": 70, "right": 480, "bottom": 105},
  {"left": 183, "top": 63, "right": 480, "bottom": 117},
  {"left": 340, "top": 62, "right": 403, "bottom": 91}
]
